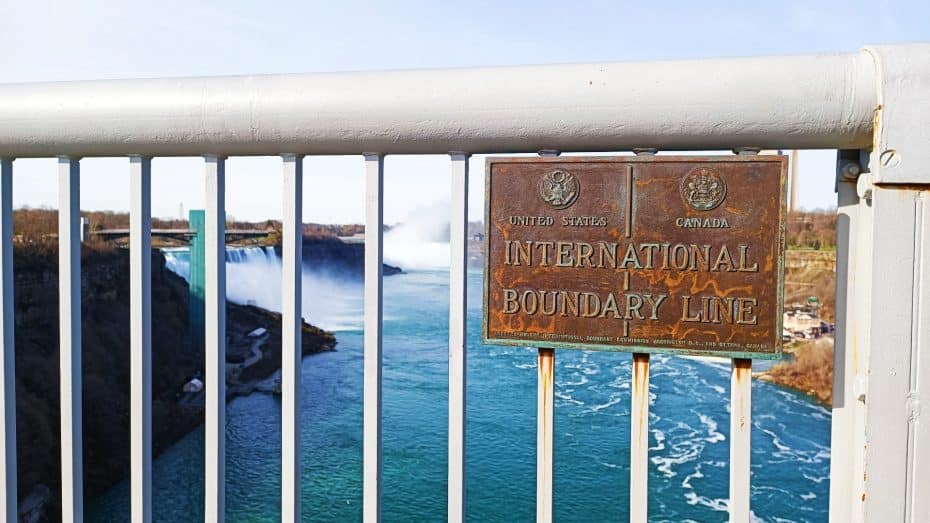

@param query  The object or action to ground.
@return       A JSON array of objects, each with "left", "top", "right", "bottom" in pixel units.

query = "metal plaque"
[{"left": 482, "top": 156, "right": 787, "bottom": 359}]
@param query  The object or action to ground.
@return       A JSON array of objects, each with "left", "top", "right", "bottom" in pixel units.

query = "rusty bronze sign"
[{"left": 482, "top": 156, "right": 787, "bottom": 359}]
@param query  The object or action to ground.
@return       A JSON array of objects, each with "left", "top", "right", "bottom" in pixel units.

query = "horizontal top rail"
[{"left": 0, "top": 49, "right": 882, "bottom": 157}]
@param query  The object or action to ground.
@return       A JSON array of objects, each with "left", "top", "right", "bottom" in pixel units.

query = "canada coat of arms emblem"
[
  {"left": 538, "top": 170, "right": 580, "bottom": 209},
  {"left": 680, "top": 167, "right": 727, "bottom": 211}
]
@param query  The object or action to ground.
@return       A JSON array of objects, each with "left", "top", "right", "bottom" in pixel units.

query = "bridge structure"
[
  {"left": 0, "top": 44, "right": 929, "bottom": 523},
  {"left": 92, "top": 210, "right": 274, "bottom": 351},
  {"left": 91, "top": 219, "right": 273, "bottom": 247}
]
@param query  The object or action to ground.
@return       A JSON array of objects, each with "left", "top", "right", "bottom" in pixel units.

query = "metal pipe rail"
[
  {"left": 0, "top": 46, "right": 907, "bottom": 522},
  {"left": 0, "top": 52, "right": 877, "bottom": 157}
]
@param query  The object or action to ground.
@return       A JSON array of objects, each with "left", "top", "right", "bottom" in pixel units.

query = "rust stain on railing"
[
  {"left": 632, "top": 353, "right": 650, "bottom": 443},
  {"left": 733, "top": 358, "right": 752, "bottom": 429}
]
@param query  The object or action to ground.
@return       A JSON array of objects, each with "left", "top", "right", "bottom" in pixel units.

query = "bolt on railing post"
[
  {"left": 281, "top": 154, "right": 304, "bottom": 523},
  {"left": 129, "top": 156, "right": 153, "bottom": 523},
  {"left": 0, "top": 158, "right": 16, "bottom": 523},
  {"left": 204, "top": 155, "right": 227, "bottom": 523},
  {"left": 448, "top": 152, "right": 470, "bottom": 523},
  {"left": 58, "top": 156, "right": 84, "bottom": 523},
  {"left": 363, "top": 153, "right": 384, "bottom": 523}
]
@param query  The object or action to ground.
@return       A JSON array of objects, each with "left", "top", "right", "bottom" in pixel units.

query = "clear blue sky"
[{"left": 3, "top": 0, "right": 928, "bottom": 223}]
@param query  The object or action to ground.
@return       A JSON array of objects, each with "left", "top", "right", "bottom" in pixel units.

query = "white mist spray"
[{"left": 383, "top": 201, "right": 451, "bottom": 270}]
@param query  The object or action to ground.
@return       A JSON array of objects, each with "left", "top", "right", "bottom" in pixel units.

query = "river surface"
[{"left": 88, "top": 247, "right": 830, "bottom": 522}]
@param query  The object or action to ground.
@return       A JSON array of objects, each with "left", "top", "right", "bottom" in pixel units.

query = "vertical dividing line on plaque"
[
  {"left": 537, "top": 347, "right": 555, "bottom": 523},
  {"left": 204, "top": 155, "right": 227, "bottom": 523},
  {"left": 729, "top": 147, "right": 757, "bottom": 523},
  {"left": 58, "top": 156, "right": 84, "bottom": 523},
  {"left": 363, "top": 153, "right": 384, "bottom": 523},
  {"left": 129, "top": 156, "right": 153, "bottom": 523},
  {"left": 448, "top": 152, "right": 470, "bottom": 523},
  {"left": 281, "top": 154, "right": 304, "bottom": 523},
  {"left": 0, "top": 158, "right": 15, "bottom": 523},
  {"left": 628, "top": 153, "right": 650, "bottom": 523}
]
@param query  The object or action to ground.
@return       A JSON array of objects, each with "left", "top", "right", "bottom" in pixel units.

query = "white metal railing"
[
  {"left": 58, "top": 156, "right": 84, "bottom": 520},
  {"left": 0, "top": 158, "right": 15, "bottom": 523},
  {"left": 0, "top": 44, "right": 929, "bottom": 523},
  {"left": 129, "top": 155, "right": 152, "bottom": 522}
]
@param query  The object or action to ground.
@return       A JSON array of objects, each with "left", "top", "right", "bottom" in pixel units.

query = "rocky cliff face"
[
  {"left": 12, "top": 243, "right": 334, "bottom": 521},
  {"left": 274, "top": 237, "right": 402, "bottom": 277}
]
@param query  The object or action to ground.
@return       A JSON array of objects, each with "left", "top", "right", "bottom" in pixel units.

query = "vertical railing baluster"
[
  {"left": 729, "top": 147, "right": 757, "bottom": 523},
  {"left": 204, "top": 155, "right": 227, "bottom": 523},
  {"left": 536, "top": 149, "right": 559, "bottom": 523},
  {"left": 537, "top": 347, "right": 554, "bottom": 523},
  {"left": 448, "top": 152, "right": 469, "bottom": 523},
  {"left": 0, "top": 158, "right": 16, "bottom": 523},
  {"left": 58, "top": 156, "right": 83, "bottom": 522},
  {"left": 281, "top": 154, "right": 304, "bottom": 523},
  {"left": 130, "top": 156, "right": 153, "bottom": 523},
  {"left": 630, "top": 353, "right": 649, "bottom": 522},
  {"left": 629, "top": 148, "right": 653, "bottom": 523},
  {"left": 729, "top": 358, "right": 752, "bottom": 522},
  {"left": 363, "top": 153, "right": 384, "bottom": 523}
]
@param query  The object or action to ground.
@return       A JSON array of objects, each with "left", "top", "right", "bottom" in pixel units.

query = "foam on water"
[
  {"left": 681, "top": 461, "right": 705, "bottom": 489},
  {"left": 587, "top": 393, "right": 622, "bottom": 413},
  {"left": 683, "top": 491, "right": 728, "bottom": 512},
  {"left": 650, "top": 428, "right": 666, "bottom": 452},
  {"left": 698, "top": 413, "right": 726, "bottom": 443}
]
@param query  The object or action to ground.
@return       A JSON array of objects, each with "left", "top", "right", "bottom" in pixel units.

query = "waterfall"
[{"left": 162, "top": 246, "right": 362, "bottom": 332}]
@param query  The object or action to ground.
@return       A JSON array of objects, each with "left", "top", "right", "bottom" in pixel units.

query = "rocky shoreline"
[
  {"left": 755, "top": 338, "right": 834, "bottom": 404},
  {"left": 179, "top": 303, "right": 336, "bottom": 407}
]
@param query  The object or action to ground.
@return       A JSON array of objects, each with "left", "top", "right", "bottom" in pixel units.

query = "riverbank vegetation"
[{"left": 758, "top": 339, "right": 834, "bottom": 404}]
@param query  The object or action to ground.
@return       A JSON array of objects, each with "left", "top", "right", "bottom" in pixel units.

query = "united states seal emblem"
[
  {"left": 538, "top": 170, "right": 579, "bottom": 209},
  {"left": 680, "top": 167, "right": 727, "bottom": 211}
]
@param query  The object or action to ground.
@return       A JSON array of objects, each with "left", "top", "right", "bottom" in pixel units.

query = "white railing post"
[
  {"left": 537, "top": 347, "right": 554, "bottom": 523},
  {"left": 281, "top": 154, "right": 304, "bottom": 523},
  {"left": 535, "top": 149, "right": 558, "bottom": 523},
  {"left": 363, "top": 153, "right": 384, "bottom": 523},
  {"left": 729, "top": 358, "right": 752, "bottom": 523},
  {"left": 828, "top": 150, "right": 869, "bottom": 523},
  {"left": 630, "top": 353, "right": 649, "bottom": 522},
  {"left": 448, "top": 152, "right": 469, "bottom": 523},
  {"left": 0, "top": 158, "right": 16, "bottom": 523},
  {"left": 727, "top": 148, "right": 758, "bottom": 523},
  {"left": 629, "top": 148, "right": 653, "bottom": 523},
  {"left": 129, "top": 156, "right": 153, "bottom": 523},
  {"left": 58, "top": 156, "right": 83, "bottom": 523},
  {"left": 204, "top": 155, "right": 227, "bottom": 523}
]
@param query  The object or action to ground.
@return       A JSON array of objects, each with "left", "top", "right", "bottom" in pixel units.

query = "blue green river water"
[{"left": 89, "top": 248, "right": 830, "bottom": 522}]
